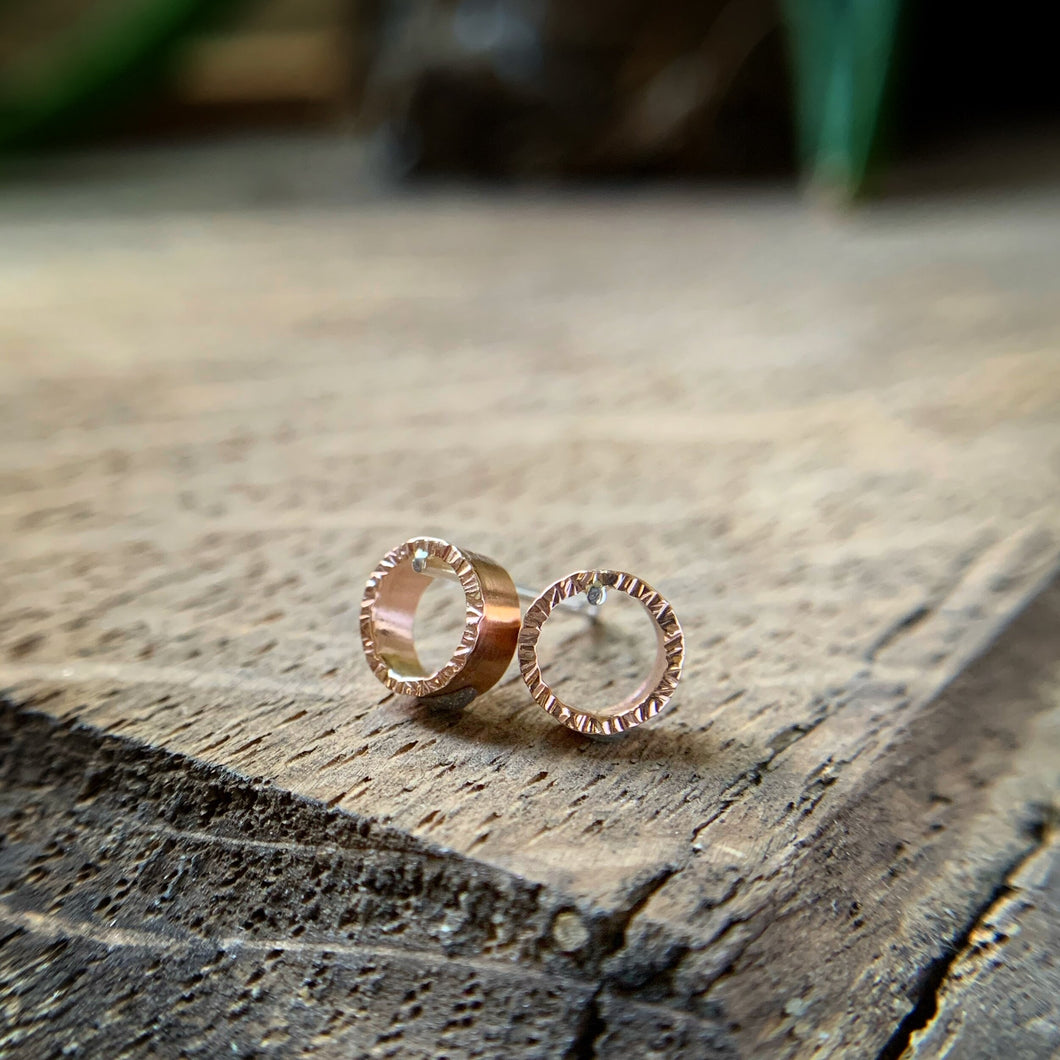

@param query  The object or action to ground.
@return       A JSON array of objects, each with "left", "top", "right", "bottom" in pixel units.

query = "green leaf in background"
[
  {"left": 0, "top": 0, "right": 246, "bottom": 152},
  {"left": 782, "top": 0, "right": 904, "bottom": 199}
]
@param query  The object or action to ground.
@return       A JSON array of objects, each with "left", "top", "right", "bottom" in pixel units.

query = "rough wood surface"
[
  {"left": 903, "top": 821, "right": 1060, "bottom": 1059},
  {"left": 1, "top": 144, "right": 1059, "bottom": 1057}
]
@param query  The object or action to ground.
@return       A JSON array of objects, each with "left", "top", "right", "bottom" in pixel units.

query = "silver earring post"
[{"left": 412, "top": 552, "right": 601, "bottom": 621}]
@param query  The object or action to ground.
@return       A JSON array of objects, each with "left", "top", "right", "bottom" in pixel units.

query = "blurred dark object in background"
[
  {"left": 359, "top": 0, "right": 794, "bottom": 179},
  {"left": 2, "top": 0, "right": 1059, "bottom": 198},
  {"left": 0, "top": 0, "right": 796, "bottom": 179}
]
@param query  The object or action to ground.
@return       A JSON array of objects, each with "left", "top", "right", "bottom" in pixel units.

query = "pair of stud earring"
[{"left": 360, "top": 537, "right": 684, "bottom": 736}]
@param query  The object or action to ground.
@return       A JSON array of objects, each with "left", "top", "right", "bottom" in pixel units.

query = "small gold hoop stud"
[
  {"left": 518, "top": 569, "right": 684, "bottom": 736},
  {"left": 360, "top": 537, "right": 520, "bottom": 707}
]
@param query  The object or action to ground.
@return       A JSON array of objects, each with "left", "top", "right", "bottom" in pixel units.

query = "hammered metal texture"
[
  {"left": 518, "top": 569, "right": 684, "bottom": 735},
  {"left": 360, "top": 537, "right": 485, "bottom": 699}
]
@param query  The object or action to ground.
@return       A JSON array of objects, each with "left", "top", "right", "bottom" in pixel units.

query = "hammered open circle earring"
[
  {"left": 360, "top": 537, "right": 521, "bottom": 709},
  {"left": 518, "top": 569, "right": 685, "bottom": 736}
]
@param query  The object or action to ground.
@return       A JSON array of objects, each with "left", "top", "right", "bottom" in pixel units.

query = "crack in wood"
[
  {"left": 864, "top": 604, "right": 934, "bottom": 663},
  {"left": 875, "top": 809, "right": 1055, "bottom": 1060}
]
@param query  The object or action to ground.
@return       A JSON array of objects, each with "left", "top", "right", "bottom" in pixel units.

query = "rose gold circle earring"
[
  {"left": 360, "top": 537, "right": 521, "bottom": 708},
  {"left": 518, "top": 569, "right": 684, "bottom": 736}
]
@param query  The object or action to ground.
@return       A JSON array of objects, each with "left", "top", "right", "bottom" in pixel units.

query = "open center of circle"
[
  {"left": 412, "top": 570, "right": 470, "bottom": 676},
  {"left": 534, "top": 589, "right": 659, "bottom": 716}
]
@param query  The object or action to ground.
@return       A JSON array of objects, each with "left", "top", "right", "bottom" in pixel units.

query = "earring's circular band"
[
  {"left": 518, "top": 570, "right": 684, "bottom": 736},
  {"left": 360, "top": 537, "right": 520, "bottom": 704}
]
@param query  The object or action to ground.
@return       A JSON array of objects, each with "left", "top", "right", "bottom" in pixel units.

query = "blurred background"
[
  {"left": 1, "top": 10, "right": 1059, "bottom": 1053},
  {"left": 1, "top": 0, "right": 1058, "bottom": 196}
]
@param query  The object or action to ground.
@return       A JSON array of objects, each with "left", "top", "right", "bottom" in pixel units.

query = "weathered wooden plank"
[
  {"left": 1, "top": 580, "right": 1056, "bottom": 1057},
  {"left": 0, "top": 707, "right": 735, "bottom": 1057},
  {"left": 898, "top": 823, "right": 1060, "bottom": 1060},
  {"left": 0, "top": 150, "right": 1059, "bottom": 1055}
]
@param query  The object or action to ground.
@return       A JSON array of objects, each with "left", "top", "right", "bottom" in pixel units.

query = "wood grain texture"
[
  {"left": 1, "top": 145, "right": 1059, "bottom": 1057},
  {"left": 902, "top": 822, "right": 1060, "bottom": 1060}
]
